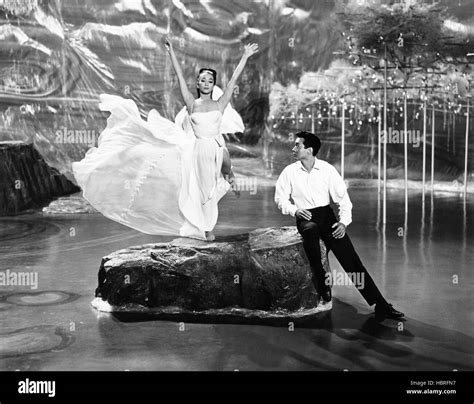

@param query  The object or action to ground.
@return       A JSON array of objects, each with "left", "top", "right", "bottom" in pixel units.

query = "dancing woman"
[
  {"left": 165, "top": 38, "right": 258, "bottom": 240},
  {"left": 72, "top": 39, "right": 258, "bottom": 241}
]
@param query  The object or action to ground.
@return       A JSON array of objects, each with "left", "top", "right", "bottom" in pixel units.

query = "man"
[{"left": 274, "top": 131, "right": 404, "bottom": 320}]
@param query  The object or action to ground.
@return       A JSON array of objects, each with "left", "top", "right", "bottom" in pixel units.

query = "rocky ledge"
[
  {"left": 92, "top": 227, "right": 332, "bottom": 326},
  {"left": 0, "top": 141, "right": 79, "bottom": 216},
  {"left": 42, "top": 194, "right": 98, "bottom": 214}
]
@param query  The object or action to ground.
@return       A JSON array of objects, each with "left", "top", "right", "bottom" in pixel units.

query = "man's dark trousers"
[{"left": 296, "top": 205, "right": 386, "bottom": 306}]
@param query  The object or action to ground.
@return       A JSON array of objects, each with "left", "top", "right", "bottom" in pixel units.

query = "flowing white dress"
[{"left": 72, "top": 93, "right": 242, "bottom": 240}]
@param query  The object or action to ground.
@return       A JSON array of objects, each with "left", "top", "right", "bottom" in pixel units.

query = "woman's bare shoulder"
[{"left": 192, "top": 99, "right": 221, "bottom": 113}]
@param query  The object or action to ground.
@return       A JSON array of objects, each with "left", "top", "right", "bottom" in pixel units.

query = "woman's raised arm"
[
  {"left": 217, "top": 43, "right": 259, "bottom": 112},
  {"left": 165, "top": 37, "right": 195, "bottom": 112}
]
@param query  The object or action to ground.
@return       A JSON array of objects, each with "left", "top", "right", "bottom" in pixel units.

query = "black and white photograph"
[{"left": 0, "top": 0, "right": 473, "bottom": 401}]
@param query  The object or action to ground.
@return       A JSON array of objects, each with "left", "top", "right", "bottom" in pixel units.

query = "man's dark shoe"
[
  {"left": 320, "top": 286, "right": 331, "bottom": 303},
  {"left": 374, "top": 303, "right": 405, "bottom": 320}
]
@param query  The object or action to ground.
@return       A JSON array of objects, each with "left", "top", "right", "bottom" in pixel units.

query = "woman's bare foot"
[{"left": 205, "top": 231, "right": 215, "bottom": 241}]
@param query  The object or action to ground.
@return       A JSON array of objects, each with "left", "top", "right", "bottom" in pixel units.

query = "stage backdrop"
[{"left": 0, "top": 0, "right": 473, "bottom": 182}]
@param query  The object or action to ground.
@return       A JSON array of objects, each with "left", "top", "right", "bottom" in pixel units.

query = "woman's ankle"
[{"left": 205, "top": 231, "right": 215, "bottom": 241}]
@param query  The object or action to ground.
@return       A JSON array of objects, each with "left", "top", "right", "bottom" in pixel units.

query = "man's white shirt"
[{"left": 274, "top": 158, "right": 353, "bottom": 227}]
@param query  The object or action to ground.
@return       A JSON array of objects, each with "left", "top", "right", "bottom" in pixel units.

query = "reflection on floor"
[{"left": 0, "top": 187, "right": 473, "bottom": 370}]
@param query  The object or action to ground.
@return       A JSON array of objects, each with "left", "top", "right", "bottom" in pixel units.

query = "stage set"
[{"left": 0, "top": 0, "right": 473, "bottom": 373}]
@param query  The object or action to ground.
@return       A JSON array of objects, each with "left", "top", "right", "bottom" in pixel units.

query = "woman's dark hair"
[
  {"left": 196, "top": 68, "right": 217, "bottom": 98},
  {"left": 296, "top": 131, "right": 321, "bottom": 156}
]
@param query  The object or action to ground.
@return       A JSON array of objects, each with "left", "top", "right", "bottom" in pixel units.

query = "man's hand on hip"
[
  {"left": 295, "top": 209, "right": 312, "bottom": 220},
  {"left": 331, "top": 222, "right": 346, "bottom": 239}
]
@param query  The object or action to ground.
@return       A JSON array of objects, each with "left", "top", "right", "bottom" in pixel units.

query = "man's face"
[{"left": 292, "top": 137, "right": 311, "bottom": 160}]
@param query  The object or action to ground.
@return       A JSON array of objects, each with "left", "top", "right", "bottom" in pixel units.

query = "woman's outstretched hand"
[
  {"left": 164, "top": 36, "right": 173, "bottom": 53},
  {"left": 243, "top": 43, "right": 259, "bottom": 58}
]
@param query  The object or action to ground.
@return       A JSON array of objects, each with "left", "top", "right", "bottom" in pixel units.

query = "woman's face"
[{"left": 197, "top": 72, "right": 215, "bottom": 95}]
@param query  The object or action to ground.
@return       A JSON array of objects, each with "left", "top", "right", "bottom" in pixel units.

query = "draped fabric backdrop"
[{"left": 0, "top": 0, "right": 472, "bottom": 182}]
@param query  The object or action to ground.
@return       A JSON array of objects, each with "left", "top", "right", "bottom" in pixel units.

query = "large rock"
[
  {"left": 0, "top": 142, "right": 80, "bottom": 216},
  {"left": 92, "top": 227, "right": 331, "bottom": 326}
]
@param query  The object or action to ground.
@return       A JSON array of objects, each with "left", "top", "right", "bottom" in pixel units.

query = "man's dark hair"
[{"left": 296, "top": 131, "right": 321, "bottom": 156}]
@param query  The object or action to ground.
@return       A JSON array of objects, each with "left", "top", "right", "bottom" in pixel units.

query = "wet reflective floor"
[{"left": 0, "top": 186, "right": 473, "bottom": 370}]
